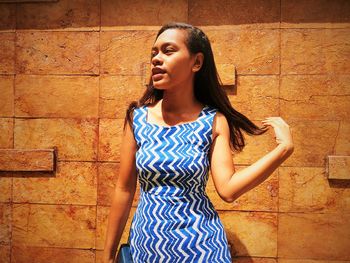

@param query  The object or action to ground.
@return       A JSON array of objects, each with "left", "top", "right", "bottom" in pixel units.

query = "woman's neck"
[{"left": 160, "top": 87, "right": 201, "bottom": 114}]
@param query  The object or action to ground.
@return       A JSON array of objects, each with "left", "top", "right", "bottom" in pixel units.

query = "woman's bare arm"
[
  {"left": 103, "top": 119, "right": 137, "bottom": 263},
  {"left": 209, "top": 112, "right": 294, "bottom": 203}
]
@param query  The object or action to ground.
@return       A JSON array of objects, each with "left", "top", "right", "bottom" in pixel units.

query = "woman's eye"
[{"left": 150, "top": 49, "right": 173, "bottom": 58}]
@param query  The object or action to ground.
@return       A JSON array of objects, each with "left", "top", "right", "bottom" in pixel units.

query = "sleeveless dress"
[{"left": 129, "top": 104, "right": 232, "bottom": 263}]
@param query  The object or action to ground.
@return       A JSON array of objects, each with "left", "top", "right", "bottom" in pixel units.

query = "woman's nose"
[{"left": 151, "top": 53, "right": 163, "bottom": 65}]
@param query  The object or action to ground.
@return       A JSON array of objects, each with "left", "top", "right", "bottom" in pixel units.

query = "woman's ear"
[{"left": 192, "top": 52, "right": 204, "bottom": 72}]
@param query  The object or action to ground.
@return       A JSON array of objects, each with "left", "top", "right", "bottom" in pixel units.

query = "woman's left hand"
[{"left": 261, "top": 117, "right": 294, "bottom": 151}]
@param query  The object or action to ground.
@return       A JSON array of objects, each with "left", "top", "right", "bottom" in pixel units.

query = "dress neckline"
[{"left": 144, "top": 104, "right": 208, "bottom": 128}]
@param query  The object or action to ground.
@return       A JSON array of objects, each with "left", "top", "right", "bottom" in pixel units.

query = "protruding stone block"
[
  {"left": 0, "top": 148, "right": 55, "bottom": 172},
  {"left": 327, "top": 156, "right": 350, "bottom": 180}
]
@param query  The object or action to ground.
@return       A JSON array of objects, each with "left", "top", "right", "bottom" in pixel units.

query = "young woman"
[{"left": 103, "top": 22, "right": 294, "bottom": 263}]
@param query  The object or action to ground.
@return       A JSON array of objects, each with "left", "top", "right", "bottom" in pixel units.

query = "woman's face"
[{"left": 150, "top": 29, "right": 197, "bottom": 90}]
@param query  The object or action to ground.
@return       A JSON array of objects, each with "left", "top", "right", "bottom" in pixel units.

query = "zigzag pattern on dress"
[{"left": 129, "top": 104, "right": 232, "bottom": 263}]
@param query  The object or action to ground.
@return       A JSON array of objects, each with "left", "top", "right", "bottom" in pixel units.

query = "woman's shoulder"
[{"left": 212, "top": 110, "right": 229, "bottom": 140}]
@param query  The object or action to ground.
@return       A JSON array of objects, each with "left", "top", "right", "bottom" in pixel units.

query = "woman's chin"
[{"left": 152, "top": 82, "right": 167, "bottom": 89}]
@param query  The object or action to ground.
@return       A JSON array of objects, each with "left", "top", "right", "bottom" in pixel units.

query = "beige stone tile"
[
  {"left": 95, "top": 250, "right": 104, "bottom": 263},
  {"left": 278, "top": 213, "right": 350, "bottom": 260},
  {"left": 100, "top": 31, "right": 156, "bottom": 74},
  {"left": 235, "top": 258, "right": 277, "bottom": 263},
  {"left": 327, "top": 156, "right": 350, "bottom": 180},
  {"left": 17, "top": 0, "right": 99, "bottom": 31},
  {"left": 13, "top": 161, "right": 97, "bottom": 205},
  {"left": 99, "top": 75, "right": 145, "bottom": 119},
  {"left": 279, "top": 167, "right": 350, "bottom": 213},
  {"left": 0, "top": 4, "right": 15, "bottom": 31},
  {"left": 16, "top": 31, "right": 99, "bottom": 74},
  {"left": 15, "top": 75, "right": 99, "bottom": 118},
  {"left": 0, "top": 75, "right": 14, "bottom": 117},
  {"left": 12, "top": 245, "right": 95, "bottom": 263},
  {"left": 0, "top": 33, "right": 15, "bottom": 74},
  {"left": 101, "top": 0, "right": 187, "bottom": 29},
  {"left": 280, "top": 75, "right": 350, "bottom": 121},
  {"left": 335, "top": 121, "right": 350, "bottom": 155},
  {"left": 97, "top": 162, "right": 139, "bottom": 207},
  {"left": 207, "top": 166, "right": 278, "bottom": 211},
  {"left": 14, "top": 118, "right": 98, "bottom": 161},
  {"left": 97, "top": 162, "right": 119, "bottom": 206},
  {"left": 96, "top": 205, "right": 136, "bottom": 250},
  {"left": 98, "top": 118, "right": 124, "bottom": 161},
  {"left": 0, "top": 245, "right": 10, "bottom": 263},
  {"left": 206, "top": 29, "right": 280, "bottom": 74},
  {"left": 0, "top": 149, "right": 54, "bottom": 172},
  {"left": 216, "top": 63, "right": 236, "bottom": 86},
  {"left": 0, "top": 118, "right": 13, "bottom": 148},
  {"left": 281, "top": 0, "right": 350, "bottom": 29},
  {"left": 280, "top": 120, "right": 339, "bottom": 167},
  {"left": 228, "top": 75, "right": 279, "bottom": 120},
  {"left": 0, "top": 177, "right": 12, "bottom": 202},
  {"left": 279, "top": 259, "right": 350, "bottom": 263},
  {"left": 0, "top": 203, "right": 11, "bottom": 245},
  {"left": 231, "top": 123, "right": 277, "bottom": 165},
  {"left": 219, "top": 211, "right": 277, "bottom": 257},
  {"left": 12, "top": 203, "right": 96, "bottom": 248},
  {"left": 281, "top": 29, "right": 350, "bottom": 74},
  {"left": 189, "top": 0, "right": 280, "bottom": 29}
]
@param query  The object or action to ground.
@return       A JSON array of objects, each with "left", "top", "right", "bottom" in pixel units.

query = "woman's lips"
[{"left": 152, "top": 73, "right": 165, "bottom": 81}]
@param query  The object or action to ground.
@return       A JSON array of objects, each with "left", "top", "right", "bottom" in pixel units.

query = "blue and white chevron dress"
[{"left": 129, "top": 104, "right": 232, "bottom": 263}]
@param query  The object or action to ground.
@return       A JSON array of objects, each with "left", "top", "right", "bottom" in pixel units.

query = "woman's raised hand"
[{"left": 261, "top": 117, "right": 294, "bottom": 151}]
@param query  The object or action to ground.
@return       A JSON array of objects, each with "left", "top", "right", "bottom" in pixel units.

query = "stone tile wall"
[{"left": 0, "top": 0, "right": 349, "bottom": 262}]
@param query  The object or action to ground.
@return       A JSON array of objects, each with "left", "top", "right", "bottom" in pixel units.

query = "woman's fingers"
[{"left": 261, "top": 117, "right": 293, "bottom": 148}]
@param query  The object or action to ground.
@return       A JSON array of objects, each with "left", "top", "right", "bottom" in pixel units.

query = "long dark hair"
[{"left": 124, "top": 22, "right": 268, "bottom": 153}]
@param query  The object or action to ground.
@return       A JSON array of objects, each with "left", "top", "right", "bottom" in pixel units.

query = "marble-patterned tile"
[
  {"left": 230, "top": 123, "right": 277, "bottom": 165},
  {"left": 189, "top": 0, "right": 280, "bottom": 29},
  {"left": 335, "top": 121, "right": 350, "bottom": 155},
  {"left": 206, "top": 29, "right": 280, "bottom": 75},
  {"left": 97, "top": 162, "right": 140, "bottom": 207},
  {"left": 16, "top": 31, "right": 99, "bottom": 74},
  {"left": 13, "top": 161, "right": 97, "bottom": 205},
  {"left": 12, "top": 203, "right": 96, "bottom": 248},
  {"left": 101, "top": 0, "right": 187, "bottom": 29},
  {"left": 15, "top": 75, "right": 99, "bottom": 118},
  {"left": 235, "top": 258, "right": 277, "bottom": 263},
  {"left": 278, "top": 213, "right": 350, "bottom": 260},
  {"left": 0, "top": 203, "right": 11, "bottom": 245},
  {"left": 0, "top": 33, "right": 15, "bottom": 74},
  {"left": 99, "top": 75, "right": 145, "bottom": 119},
  {"left": 12, "top": 245, "right": 95, "bottom": 263},
  {"left": 281, "top": 0, "right": 350, "bottom": 29},
  {"left": 228, "top": 75, "right": 279, "bottom": 120},
  {"left": 279, "top": 120, "right": 339, "bottom": 167},
  {"left": 98, "top": 118, "right": 124, "bottom": 162},
  {"left": 0, "top": 177, "right": 12, "bottom": 202},
  {"left": 281, "top": 29, "right": 350, "bottom": 74},
  {"left": 207, "top": 166, "right": 278, "bottom": 212},
  {"left": 96, "top": 205, "right": 136, "bottom": 250},
  {"left": 280, "top": 75, "right": 350, "bottom": 121},
  {"left": 279, "top": 167, "right": 350, "bottom": 213},
  {"left": 279, "top": 259, "right": 350, "bottom": 263},
  {"left": 0, "top": 75, "right": 14, "bottom": 117},
  {"left": 100, "top": 30, "right": 156, "bottom": 74},
  {"left": 219, "top": 211, "right": 277, "bottom": 258},
  {"left": 0, "top": 245, "right": 10, "bottom": 263},
  {"left": 17, "top": 0, "right": 99, "bottom": 31},
  {"left": 0, "top": 118, "right": 13, "bottom": 148},
  {"left": 14, "top": 118, "right": 98, "bottom": 161}
]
